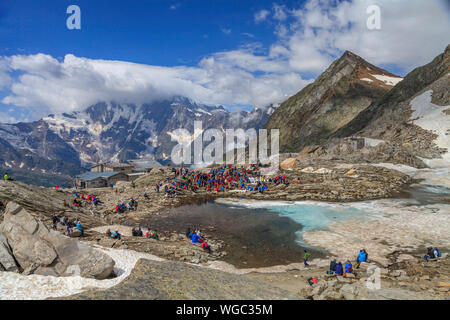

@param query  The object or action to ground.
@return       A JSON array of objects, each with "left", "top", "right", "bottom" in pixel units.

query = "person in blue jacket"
[
  {"left": 192, "top": 233, "right": 199, "bottom": 243},
  {"left": 76, "top": 221, "right": 84, "bottom": 236},
  {"left": 357, "top": 250, "right": 367, "bottom": 263},
  {"left": 344, "top": 261, "right": 353, "bottom": 274}
]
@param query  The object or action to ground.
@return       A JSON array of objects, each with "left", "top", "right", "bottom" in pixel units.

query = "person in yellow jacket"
[{"left": 3, "top": 173, "right": 8, "bottom": 181}]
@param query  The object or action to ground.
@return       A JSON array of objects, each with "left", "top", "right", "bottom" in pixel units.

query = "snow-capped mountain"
[{"left": 0, "top": 97, "right": 273, "bottom": 175}]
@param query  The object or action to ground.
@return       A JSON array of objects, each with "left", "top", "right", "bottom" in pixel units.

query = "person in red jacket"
[{"left": 201, "top": 241, "right": 211, "bottom": 253}]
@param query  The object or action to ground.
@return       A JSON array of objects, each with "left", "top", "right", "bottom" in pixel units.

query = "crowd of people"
[
  {"left": 158, "top": 165, "right": 292, "bottom": 198},
  {"left": 73, "top": 192, "right": 102, "bottom": 207}
]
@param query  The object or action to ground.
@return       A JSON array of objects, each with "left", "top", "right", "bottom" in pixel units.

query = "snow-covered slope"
[
  {"left": 0, "top": 97, "right": 273, "bottom": 172},
  {"left": 410, "top": 90, "right": 450, "bottom": 168}
]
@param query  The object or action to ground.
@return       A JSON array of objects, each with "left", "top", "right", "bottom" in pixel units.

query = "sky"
[{"left": 0, "top": 0, "right": 449, "bottom": 123}]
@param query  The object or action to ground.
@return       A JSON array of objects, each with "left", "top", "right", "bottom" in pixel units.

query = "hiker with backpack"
[
  {"left": 3, "top": 172, "right": 14, "bottom": 181},
  {"left": 304, "top": 249, "right": 311, "bottom": 267}
]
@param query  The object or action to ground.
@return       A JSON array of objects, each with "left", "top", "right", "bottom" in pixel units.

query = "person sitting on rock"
[
  {"left": 201, "top": 241, "right": 211, "bottom": 254},
  {"left": 356, "top": 249, "right": 367, "bottom": 268},
  {"left": 434, "top": 248, "right": 441, "bottom": 258},
  {"left": 76, "top": 221, "right": 85, "bottom": 237},
  {"left": 73, "top": 197, "right": 82, "bottom": 206},
  {"left": 112, "top": 230, "right": 121, "bottom": 240},
  {"left": 151, "top": 230, "right": 159, "bottom": 240},
  {"left": 427, "top": 247, "right": 435, "bottom": 259},
  {"left": 67, "top": 223, "right": 73, "bottom": 236},
  {"left": 344, "top": 261, "right": 353, "bottom": 274},
  {"left": 329, "top": 259, "right": 337, "bottom": 274},
  {"left": 137, "top": 226, "right": 143, "bottom": 237},
  {"left": 363, "top": 249, "right": 369, "bottom": 262},
  {"left": 191, "top": 232, "right": 200, "bottom": 244},
  {"left": 335, "top": 262, "right": 344, "bottom": 276}
]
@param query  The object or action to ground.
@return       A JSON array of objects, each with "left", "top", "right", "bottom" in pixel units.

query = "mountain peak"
[{"left": 338, "top": 50, "right": 378, "bottom": 68}]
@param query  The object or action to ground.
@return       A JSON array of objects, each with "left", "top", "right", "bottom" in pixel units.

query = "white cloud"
[
  {"left": 170, "top": 3, "right": 180, "bottom": 10},
  {"left": 0, "top": 52, "right": 310, "bottom": 118},
  {"left": 273, "top": 4, "right": 288, "bottom": 21},
  {"left": 1, "top": 0, "right": 449, "bottom": 121},
  {"left": 0, "top": 59, "right": 11, "bottom": 89},
  {"left": 284, "top": 0, "right": 450, "bottom": 72},
  {"left": 254, "top": 9, "right": 270, "bottom": 23}
]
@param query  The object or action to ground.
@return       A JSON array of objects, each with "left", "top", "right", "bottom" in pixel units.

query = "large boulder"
[
  {"left": 0, "top": 234, "right": 19, "bottom": 272},
  {"left": 280, "top": 158, "right": 297, "bottom": 169},
  {"left": 0, "top": 202, "right": 115, "bottom": 279}
]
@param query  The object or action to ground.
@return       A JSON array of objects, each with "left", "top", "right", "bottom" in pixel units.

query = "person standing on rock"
[{"left": 304, "top": 249, "right": 311, "bottom": 267}]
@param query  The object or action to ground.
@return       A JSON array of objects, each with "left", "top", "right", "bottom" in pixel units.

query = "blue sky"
[
  {"left": 0, "top": 0, "right": 449, "bottom": 122},
  {"left": 0, "top": 0, "right": 294, "bottom": 66}
]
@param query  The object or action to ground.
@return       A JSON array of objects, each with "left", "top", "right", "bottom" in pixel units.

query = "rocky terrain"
[
  {"left": 0, "top": 164, "right": 448, "bottom": 300},
  {"left": 58, "top": 258, "right": 301, "bottom": 300},
  {"left": 0, "top": 202, "right": 114, "bottom": 279},
  {"left": 330, "top": 45, "right": 450, "bottom": 167},
  {"left": 246, "top": 255, "right": 450, "bottom": 300},
  {"left": 263, "top": 45, "right": 450, "bottom": 169}
]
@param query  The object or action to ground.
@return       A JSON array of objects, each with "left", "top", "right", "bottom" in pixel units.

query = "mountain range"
[
  {"left": 1, "top": 45, "right": 448, "bottom": 184},
  {"left": 0, "top": 97, "right": 274, "bottom": 177}
]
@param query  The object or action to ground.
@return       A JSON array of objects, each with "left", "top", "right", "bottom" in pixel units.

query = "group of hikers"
[
  {"left": 326, "top": 249, "right": 369, "bottom": 275},
  {"left": 131, "top": 226, "right": 159, "bottom": 239},
  {"left": 424, "top": 247, "right": 442, "bottom": 262},
  {"left": 73, "top": 192, "right": 102, "bottom": 207},
  {"left": 186, "top": 227, "right": 211, "bottom": 253},
  {"left": 51, "top": 215, "right": 85, "bottom": 236},
  {"left": 115, "top": 198, "right": 138, "bottom": 213},
  {"left": 104, "top": 226, "right": 159, "bottom": 240},
  {"left": 157, "top": 164, "right": 293, "bottom": 198},
  {"left": 105, "top": 229, "right": 122, "bottom": 240}
]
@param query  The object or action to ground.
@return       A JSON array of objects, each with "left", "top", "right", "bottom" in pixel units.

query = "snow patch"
[
  {"left": 410, "top": 90, "right": 450, "bottom": 168},
  {"left": 0, "top": 246, "right": 164, "bottom": 300},
  {"left": 371, "top": 74, "right": 403, "bottom": 86}
]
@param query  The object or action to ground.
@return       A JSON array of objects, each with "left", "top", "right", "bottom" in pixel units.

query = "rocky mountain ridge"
[{"left": 264, "top": 50, "right": 403, "bottom": 152}]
